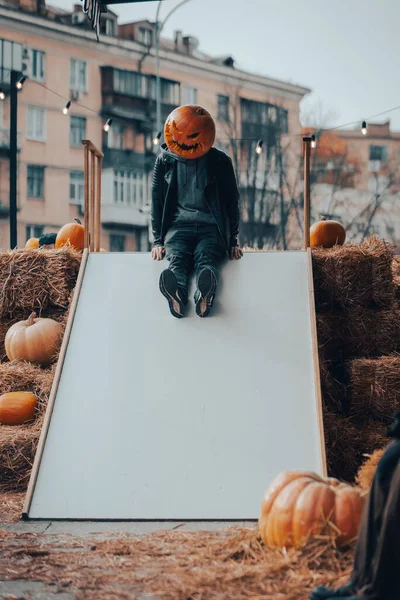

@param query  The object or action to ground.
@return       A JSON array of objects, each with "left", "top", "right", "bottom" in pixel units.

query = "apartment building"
[
  {"left": 308, "top": 121, "right": 400, "bottom": 243},
  {"left": 0, "top": 0, "right": 310, "bottom": 251}
]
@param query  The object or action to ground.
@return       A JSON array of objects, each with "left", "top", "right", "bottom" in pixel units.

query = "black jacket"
[{"left": 151, "top": 145, "right": 240, "bottom": 250}]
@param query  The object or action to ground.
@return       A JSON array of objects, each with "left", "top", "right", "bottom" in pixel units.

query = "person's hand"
[
  {"left": 230, "top": 247, "right": 243, "bottom": 260},
  {"left": 152, "top": 246, "right": 165, "bottom": 261}
]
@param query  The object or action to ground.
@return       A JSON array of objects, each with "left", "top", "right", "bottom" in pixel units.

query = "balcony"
[
  {"left": 101, "top": 66, "right": 179, "bottom": 131},
  {"left": 103, "top": 148, "right": 146, "bottom": 170},
  {"left": 101, "top": 168, "right": 150, "bottom": 229}
]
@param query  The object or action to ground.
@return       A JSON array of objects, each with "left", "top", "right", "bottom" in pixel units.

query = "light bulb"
[
  {"left": 361, "top": 121, "right": 367, "bottom": 135},
  {"left": 0, "top": 90, "right": 5, "bottom": 101},
  {"left": 153, "top": 131, "right": 162, "bottom": 145},
  {"left": 63, "top": 101, "right": 71, "bottom": 115},
  {"left": 311, "top": 134, "right": 316, "bottom": 149},
  {"left": 103, "top": 118, "right": 112, "bottom": 133},
  {"left": 16, "top": 77, "right": 26, "bottom": 90},
  {"left": 255, "top": 139, "right": 263, "bottom": 155}
]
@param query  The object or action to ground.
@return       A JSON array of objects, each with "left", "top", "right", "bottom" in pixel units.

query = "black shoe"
[
  {"left": 310, "top": 583, "right": 355, "bottom": 600},
  {"left": 159, "top": 270, "right": 186, "bottom": 319},
  {"left": 195, "top": 268, "right": 217, "bottom": 318}
]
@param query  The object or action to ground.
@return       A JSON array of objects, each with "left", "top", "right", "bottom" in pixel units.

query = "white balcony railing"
[{"left": 0, "top": 127, "right": 22, "bottom": 150}]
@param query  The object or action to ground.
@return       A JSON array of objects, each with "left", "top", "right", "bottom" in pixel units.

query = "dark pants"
[
  {"left": 350, "top": 440, "right": 400, "bottom": 599},
  {"left": 164, "top": 222, "right": 226, "bottom": 299}
]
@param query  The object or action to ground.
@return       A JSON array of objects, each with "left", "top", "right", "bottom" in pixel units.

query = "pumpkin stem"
[
  {"left": 74, "top": 218, "right": 82, "bottom": 225},
  {"left": 26, "top": 312, "right": 36, "bottom": 327}
]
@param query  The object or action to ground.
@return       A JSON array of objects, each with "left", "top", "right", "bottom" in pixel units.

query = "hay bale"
[
  {"left": 323, "top": 410, "right": 363, "bottom": 483},
  {"left": 312, "top": 238, "right": 394, "bottom": 312},
  {"left": 347, "top": 357, "right": 400, "bottom": 424},
  {"left": 0, "top": 248, "right": 81, "bottom": 320},
  {"left": 317, "top": 309, "right": 400, "bottom": 361},
  {"left": 0, "top": 361, "right": 55, "bottom": 491},
  {"left": 392, "top": 256, "right": 400, "bottom": 302},
  {"left": 319, "top": 357, "right": 347, "bottom": 414},
  {"left": 0, "top": 360, "right": 55, "bottom": 414},
  {"left": 356, "top": 446, "right": 387, "bottom": 490},
  {"left": 0, "top": 417, "right": 43, "bottom": 492}
]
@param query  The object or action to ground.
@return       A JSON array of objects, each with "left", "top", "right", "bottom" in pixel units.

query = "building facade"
[
  {"left": 0, "top": 0, "right": 310, "bottom": 251},
  {"left": 308, "top": 121, "right": 400, "bottom": 244}
]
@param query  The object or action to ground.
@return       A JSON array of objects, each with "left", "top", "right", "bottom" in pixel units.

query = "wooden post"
[
  {"left": 83, "top": 144, "right": 90, "bottom": 249},
  {"left": 95, "top": 155, "right": 102, "bottom": 252},
  {"left": 82, "top": 140, "right": 103, "bottom": 252},
  {"left": 90, "top": 152, "right": 95, "bottom": 252},
  {"left": 303, "top": 137, "right": 312, "bottom": 249}
]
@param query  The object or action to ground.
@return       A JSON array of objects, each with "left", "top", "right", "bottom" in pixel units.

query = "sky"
[{"left": 50, "top": 0, "right": 400, "bottom": 130}]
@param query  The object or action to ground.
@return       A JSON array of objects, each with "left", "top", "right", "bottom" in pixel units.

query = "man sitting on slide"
[{"left": 151, "top": 104, "right": 243, "bottom": 318}]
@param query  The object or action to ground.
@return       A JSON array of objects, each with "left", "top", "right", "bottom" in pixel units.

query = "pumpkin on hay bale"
[
  {"left": 0, "top": 392, "right": 37, "bottom": 425},
  {"left": 346, "top": 356, "right": 400, "bottom": 424},
  {"left": 259, "top": 470, "right": 365, "bottom": 549},
  {"left": 5, "top": 313, "right": 62, "bottom": 365},
  {"left": 310, "top": 217, "right": 346, "bottom": 249},
  {"left": 312, "top": 237, "right": 395, "bottom": 312},
  {"left": 55, "top": 219, "right": 85, "bottom": 251},
  {"left": 0, "top": 360, "right": 54, "bottom": 414},
  {"left": 0, "top": 247, "right": 81, "bottom": 320}
]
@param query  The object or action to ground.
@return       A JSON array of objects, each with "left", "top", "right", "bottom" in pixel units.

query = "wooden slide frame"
[{"left": 23, "top": 249, "right": 326, "bottom": 519}]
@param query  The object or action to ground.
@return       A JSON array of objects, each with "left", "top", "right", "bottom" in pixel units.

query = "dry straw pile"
[
  {"left": 0, "top": 527, "right": 354, "bottom": 600},
  {"left": 314, "top": 238, "right": 399, "bottom": 483},
  {"left": 0, "top": 248, "right": 79, "bottom": 492}
]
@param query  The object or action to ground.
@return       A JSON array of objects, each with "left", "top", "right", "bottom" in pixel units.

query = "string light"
[
  {"left": 361, "top": 121, "right": 367, "bottom": 135},
  {"left": 0, "top": 89, "right": 5, "bottom": 101},
  {"left": 255, "top": 139, "right": 263, "bottom": 155},
  {"left": 62, "top": 101, "right": 71, "bottom": 115},
  {"left": 153, "top": 131, "right": 162, "bottom": 145},
  {"left": 16, "top": 76, "right": 26, "bottom": 90},
  {"left": 103, "top": 118, "right": 112, "bottom": 132},
  {"left": 311, "top": 134, "right": 317, "bottom": 149}
]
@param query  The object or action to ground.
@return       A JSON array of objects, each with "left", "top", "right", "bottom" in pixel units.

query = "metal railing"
[{"left": 82, "top": 140, "right": 103, "bottom": 252}]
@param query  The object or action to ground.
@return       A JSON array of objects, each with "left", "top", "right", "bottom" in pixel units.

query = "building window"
[
  {"left": 109, "top": 234, "right": 125, "bottom": 252},
  {"left": 101, "top": 18, "right": 116, "bottom": 36},
  {"left": 113, "top": 69, "right": 147, "bottom": 98},
  {"left": 29, "top": 49, "right": 45, "bottom": 82},
  {"left": 113, "top": 170, "right": 145, "bottom": 207},
  {"left": 160, "top": 79, "right": 180, "bottom": 104},
  {"left": 70, "top": 116, "right": 86, "bottom": 147},
  {"left": 369, "top": 145, "right": 388, "bottom": 162},
  {"left": 27, "top": 165, "right": 44, "bottom": 199},
  {"left": 217, "top": 95, "right": 229, "bottom": 122},
  {"left": 69, "top": 171, "right": 84, "bottom": 204},
  {"left": 0, "top": 39, "right": 22, "bottom": 84},
  {"left": 27, "top": 106, "right": 46, "bottom": 141},
  {"left": 182, "top": 86, "right": 197, "bottom": 105},
  {"left": 70, "top": 59, "right": 87, "bottom": 93},
  {"left": 139, "top": 27, "right": 153, "bottom": 46},
  {"left": 106, "top": 122, "right": 124, "bottom": 149},
  {"left": 26, "top": 224, "right": 44, "bottom": 241}
]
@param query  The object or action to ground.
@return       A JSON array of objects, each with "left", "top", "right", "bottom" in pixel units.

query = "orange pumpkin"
[
  {"left": 259, "top": 471, "right": 365, "bottom": 548},
  {"left": 55, "top": 218, "right": 85, "bottom": 251},
  {"left": 164, "top": 105, "right": 216, "bottom": 159},
  {"left": 25, "top": 237, "right": 39, "bottom": 250},
  {"left": 5, "top": 313, "right": 62, "bottom": 365},
  {"left": 0, "top": 392, "right": 37, "bottom": 425},
  {"left": 310, "top": 217, "right": 346, "bottom": 248}
]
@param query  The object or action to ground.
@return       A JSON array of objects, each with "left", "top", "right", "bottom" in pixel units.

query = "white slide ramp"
[{"left": 24, "top": 251, "right": 325, "bottom": 520}]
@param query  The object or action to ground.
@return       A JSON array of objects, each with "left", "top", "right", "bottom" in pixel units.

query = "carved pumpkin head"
[{"left": 164, "top": 105, "right": 216, "bottom": 159}]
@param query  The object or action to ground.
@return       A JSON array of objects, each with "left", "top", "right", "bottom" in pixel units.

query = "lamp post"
[{"left": 154, "top": 0, "right": 193, "bottom": 134}]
